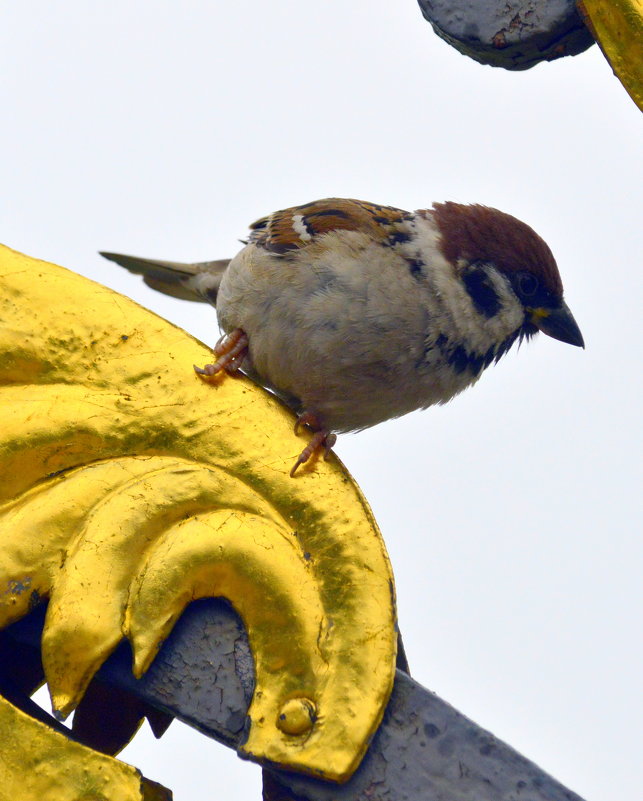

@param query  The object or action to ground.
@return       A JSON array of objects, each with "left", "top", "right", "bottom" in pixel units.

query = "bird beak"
[{"left": 529, "top": 301, "right": 585, "bottom": 348}]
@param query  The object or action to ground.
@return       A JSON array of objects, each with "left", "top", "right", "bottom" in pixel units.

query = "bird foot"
[
  {"left": 194, "top": 328, "right": 249, "bottom": 376},
  {"left": 290, "top": 412, "right": 337, "bottom": 477}
]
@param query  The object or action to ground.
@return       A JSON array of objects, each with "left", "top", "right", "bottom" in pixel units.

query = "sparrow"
[{"left": 101, "top": 197, "right": 584, "bottom": 475}]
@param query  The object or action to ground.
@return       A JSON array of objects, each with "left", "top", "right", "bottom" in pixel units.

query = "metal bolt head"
[{"left": 277, "top": 697, "right": 317, "bottom": 736}]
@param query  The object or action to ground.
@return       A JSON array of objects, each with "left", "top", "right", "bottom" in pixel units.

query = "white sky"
[{"left": 2, "top": 2, "right": 642, "bottom": 800}]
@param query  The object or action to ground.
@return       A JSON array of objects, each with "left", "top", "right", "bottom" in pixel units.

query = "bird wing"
[
  {"left": 100, "top": 252, "right": 230, "bottom": 303},
  {"left": 248, "top": 198, "right": 414, "bottom": 254}
]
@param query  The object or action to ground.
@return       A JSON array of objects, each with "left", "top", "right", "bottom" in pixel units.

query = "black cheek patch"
[{"left": 462, "top": 268, "right": 502, "bottom": 318}]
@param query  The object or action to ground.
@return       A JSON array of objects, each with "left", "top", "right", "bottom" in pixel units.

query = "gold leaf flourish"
[
  {"left": 577, "top": 0, "right": 643, "bottom": 111},
  {"left": 0, "top": 244, "right": 397, "bottom": 782},
  {"left": 0, "top": 695, "right": 171, "bottom": 801}
]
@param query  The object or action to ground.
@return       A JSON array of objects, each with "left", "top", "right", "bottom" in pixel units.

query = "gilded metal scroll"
[
  {"left": 0, "top": 693, "right": 170, "bottom": 801},
  {"left": 0, "top": 244, "right": 397, "bottom": 782},
  {"left": 577, "top": 0, "right": 643, "bottom": 110}
]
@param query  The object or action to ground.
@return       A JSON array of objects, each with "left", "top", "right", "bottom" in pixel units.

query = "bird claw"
[
  {"left": 290, "top": 414, "right": 336, "bottom": 477},
  {"left": 196, "top": 342, "right": 337, "bottom": 477},
  {"left": 193, "top": 363, "right": 216, "bottom": 376},
  {"left": 194, "top": 328, "right": 249, "bottom": 378}
]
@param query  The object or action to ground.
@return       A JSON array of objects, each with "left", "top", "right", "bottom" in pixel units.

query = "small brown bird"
[{"left": 101, "top": 197, "right": 584, "bottom": 475}]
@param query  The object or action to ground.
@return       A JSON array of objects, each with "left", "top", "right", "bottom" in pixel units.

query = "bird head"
[{"left": 431, "top": 202, "right": 584, "bottom": 349}]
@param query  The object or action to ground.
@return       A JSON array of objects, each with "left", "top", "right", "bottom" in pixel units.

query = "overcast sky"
[{"left": 2, "top": 2, "right": 642, "bottom": 800}]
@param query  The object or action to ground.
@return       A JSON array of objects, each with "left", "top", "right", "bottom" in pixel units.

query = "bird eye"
[{"left": 516, "top": 272, "right": 539, "bottom": 297}]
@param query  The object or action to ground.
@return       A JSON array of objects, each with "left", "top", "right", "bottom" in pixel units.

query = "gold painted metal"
[
  {"left": 0, "top": 694, "right": 170, "bottom": 801},
  {"left": 0, "top": 244, "right": 397, "bottom": 782},
  {"left": 577, "top": 0, "right": 643, "bottom": 111}
]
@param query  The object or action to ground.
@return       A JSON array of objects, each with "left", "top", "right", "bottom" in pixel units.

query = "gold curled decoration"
[
  {"left": 577, "top": 0, "right": 643, "bottom": 111},
  {"left": 0, "top": 244, "right": 397, "bottom": 783},
  {"left": 0, "top": 695, "right": 171, "bottom": 801}
]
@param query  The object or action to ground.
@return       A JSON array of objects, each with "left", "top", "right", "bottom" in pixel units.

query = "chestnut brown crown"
[{"left": 431, "top": 202, "right": 563, "bottom": 297}]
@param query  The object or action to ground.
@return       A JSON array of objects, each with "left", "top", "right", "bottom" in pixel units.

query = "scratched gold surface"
[
  {"left": 578, "top": 0, "right": 643, "bottom": 111},
  {"left": 0, "top": 244, "right": 397, "bottom": 783}
]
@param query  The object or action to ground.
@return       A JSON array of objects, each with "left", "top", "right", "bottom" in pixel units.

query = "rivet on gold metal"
[{"left": 277, "top": 697, "right": 317, "bottom": 736}]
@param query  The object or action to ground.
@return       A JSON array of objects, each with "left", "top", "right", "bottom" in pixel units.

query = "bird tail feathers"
[{"left": 99, "top": 251, "right": 230, "bottom": 303}]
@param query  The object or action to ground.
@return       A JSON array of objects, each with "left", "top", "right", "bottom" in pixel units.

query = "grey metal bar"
[{"left": 5, "top": 599, "right": 586, "bottom": 801}]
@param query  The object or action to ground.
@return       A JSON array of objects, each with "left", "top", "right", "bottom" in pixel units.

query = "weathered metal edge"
[
  {"left": 4, "top": 599, "right": 587, "bottom": 801},
  {"left": 417, "top": 0, "right": 594, "bottom": 70}
]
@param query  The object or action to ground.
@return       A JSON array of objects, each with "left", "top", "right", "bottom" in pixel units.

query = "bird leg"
[
  {"left": 290, "top": 411, "right": 337, "bottom": 477},
  {"left": 194, "top": 328, "right": 249, "bottom": 376},
  {"left": 196, "top": 343, "right": 336, "bottom": 478}
]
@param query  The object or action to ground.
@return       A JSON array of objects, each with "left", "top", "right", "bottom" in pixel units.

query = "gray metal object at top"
[{"left": 417, "top": 0, "right": 595, "bottom": 70}]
